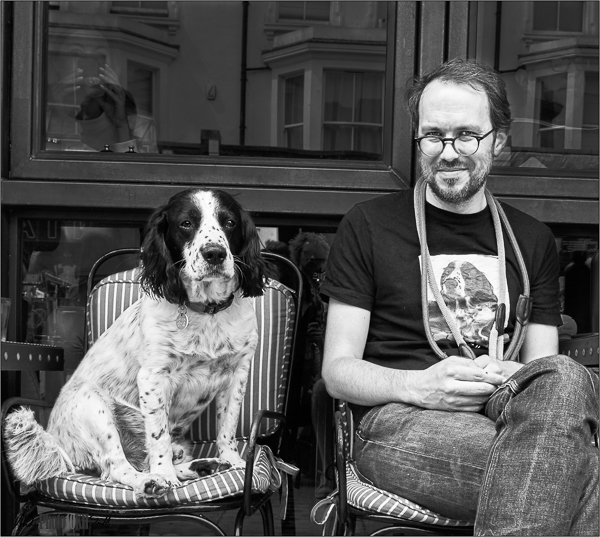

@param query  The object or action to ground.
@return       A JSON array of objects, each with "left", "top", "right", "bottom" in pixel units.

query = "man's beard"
[{"left": 420, "top": 152, "right": 493, "bottom": 205}]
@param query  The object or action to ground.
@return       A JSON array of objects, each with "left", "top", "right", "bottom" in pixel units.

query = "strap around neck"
[{"left": 413, "top": 177, "right": 530, "bottom": 361}]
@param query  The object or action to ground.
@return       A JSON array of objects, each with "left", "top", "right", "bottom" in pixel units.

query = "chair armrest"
[
  {"left": 243, "top": 409, "right": 286, "bottom": 515},
  {"left": 1, "top": 397, "right": 54, "bottom": 503}
]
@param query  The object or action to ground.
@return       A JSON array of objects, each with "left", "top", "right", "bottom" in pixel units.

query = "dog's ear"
[
  {"left": 140, "top": 207, "right": 187, "bottom": 303},
  {"left": 236, "top": 209, "right": 268, "bottom": 298}
]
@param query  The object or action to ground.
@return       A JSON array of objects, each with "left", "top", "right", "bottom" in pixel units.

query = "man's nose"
[{"left": 439, "top": 140, "right": 460, "bottom": 161}]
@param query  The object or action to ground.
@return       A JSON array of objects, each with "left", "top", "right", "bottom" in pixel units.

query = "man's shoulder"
[
  {"left": 499, "top": 201, "right": 553, "bottom": 238},
  {"left": 352, "top": 189, "right": 413, "bottom": 217}
]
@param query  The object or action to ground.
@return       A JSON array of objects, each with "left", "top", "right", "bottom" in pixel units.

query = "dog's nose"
[{"left": 201, "top": 245, "right": 227, "bottom": 265}]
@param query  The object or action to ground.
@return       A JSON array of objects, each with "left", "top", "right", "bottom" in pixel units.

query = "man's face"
[{"left": 417, "top": 80, "right": 507, "bottom": 206}]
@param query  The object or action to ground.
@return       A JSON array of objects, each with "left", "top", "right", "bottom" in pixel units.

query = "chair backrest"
[{"left": 85, "top": 250, "right": 302, "bottom": 455}]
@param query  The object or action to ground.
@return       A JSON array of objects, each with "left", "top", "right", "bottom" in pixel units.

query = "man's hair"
[{"left": 405, "top": 58, "right": 512, "bottom": 133}]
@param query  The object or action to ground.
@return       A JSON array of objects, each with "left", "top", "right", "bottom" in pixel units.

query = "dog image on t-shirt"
[{"left": 424, "top": 254, "right": 508, "bottom": 347}]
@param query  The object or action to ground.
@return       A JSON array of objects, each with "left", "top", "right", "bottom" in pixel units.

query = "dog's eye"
[
  {"left": 180, "top": 220, "right": 193, "bottom": 229},
  {"left": 224, "top": 219, "right": 236, "bottom": 229}
]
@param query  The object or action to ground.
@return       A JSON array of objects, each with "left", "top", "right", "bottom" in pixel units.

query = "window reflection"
[
  {"left": 474, "top": 1, "right": 598, "bottom": 171},
  {"left": 44, "top": 1, "right": 388, "bottom": 160},
  {"left": 21, "top": 219, "right": 141, "bottom": 376}
]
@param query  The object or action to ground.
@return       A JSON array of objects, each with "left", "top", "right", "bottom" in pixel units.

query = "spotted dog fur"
[{"left": 4, "top": 189, "right": 267, "bottom": 498}]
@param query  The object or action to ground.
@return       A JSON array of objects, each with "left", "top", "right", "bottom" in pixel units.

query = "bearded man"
[{"left": 320, "top": 59, "right": 598, "bottom": 535}]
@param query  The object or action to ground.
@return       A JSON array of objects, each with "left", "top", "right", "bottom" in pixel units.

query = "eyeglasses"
[{"left": 415, "top": 129, "right": 495, "bottom": 157}]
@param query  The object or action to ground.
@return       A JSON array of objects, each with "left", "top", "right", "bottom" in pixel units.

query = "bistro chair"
[
  {"left": 2, "top": 249, "right": 303, "bottom": 536},
  {"left": 310, "top": 399, "right": 474, "bottom": 536}
]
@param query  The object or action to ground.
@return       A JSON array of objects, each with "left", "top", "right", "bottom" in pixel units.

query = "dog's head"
[{"left": 140, "top": 189, "right": 267, "bottom": 304}]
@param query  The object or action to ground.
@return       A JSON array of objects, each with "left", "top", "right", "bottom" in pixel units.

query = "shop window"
[
  {"left": 323, "top": 71, "right": 383, "bottom": 154},
  {"left": 284, "top": 74, "right": 304, "bottom": 149},
  {"left": 42, "top": 1, "right": 387, "bottom": 159},
  {"left": 278, "top": 1, "right": 331, "bottom": 22},
  {"left": 20, "top": 218, "right": 141, "bottom": 377},
  {"left": 532, "top": 1, "right": 584, "bottom": 33}
]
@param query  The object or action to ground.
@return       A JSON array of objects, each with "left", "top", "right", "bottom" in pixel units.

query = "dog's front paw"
[
  {"left": 189, "top": 458, "right": 232, "bottom": 477},
  {"left": 136, "top": 474, "right": 178, "bottom": 498}
]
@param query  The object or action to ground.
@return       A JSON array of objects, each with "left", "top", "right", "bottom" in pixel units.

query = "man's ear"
[{"left": 493, "top": 130, "right": 508, "bottom": 157}]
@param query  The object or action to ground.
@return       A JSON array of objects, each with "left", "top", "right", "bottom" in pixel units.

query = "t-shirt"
[{"left": 321, "top": 189, "right": 561, "bottom": 419}]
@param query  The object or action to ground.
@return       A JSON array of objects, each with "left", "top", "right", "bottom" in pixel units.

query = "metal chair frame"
[{"left": 2, "top": 250, "right": 303, "bottom": 536}]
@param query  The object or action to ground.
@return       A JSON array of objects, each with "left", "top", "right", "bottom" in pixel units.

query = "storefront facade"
[{"left": 1, "top": 1, "right": 598, "bottom": 531}]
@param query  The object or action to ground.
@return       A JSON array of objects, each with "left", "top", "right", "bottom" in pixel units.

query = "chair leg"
[
  {"left": 259, "top": 500, "right": 275, "bottom": 535},
  {"left": 281, "top": 474, "right": 296, "bottom": 536},
  {"left": 12, "top": 501, "right": 37, "bottom": 536}
]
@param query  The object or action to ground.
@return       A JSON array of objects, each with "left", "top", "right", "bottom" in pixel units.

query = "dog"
[{"left": 4, "top": 188, "right": 268, "bottom": 498}]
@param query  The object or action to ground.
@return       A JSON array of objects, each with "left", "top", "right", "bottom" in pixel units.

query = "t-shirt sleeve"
[
  {"left": 320, "top": 205, "right": 374, "bottom": 311},
  {"left": 528, "top": 225, "right": 562, "bottom": 327}
]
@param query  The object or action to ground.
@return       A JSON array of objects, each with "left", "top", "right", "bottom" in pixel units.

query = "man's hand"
[
  {"left": 474, "top": 354, "right": 524, "bottom": 379},
  {"left": 405, "top": 356, "right": 507, "bottom": 412}
]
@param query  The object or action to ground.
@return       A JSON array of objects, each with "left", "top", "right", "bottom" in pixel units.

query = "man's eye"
[
  {"left": 224, "top": 219, "right": 236, "bottom": 229},
  {"left": 180, "top": 220, "right": 193, "bottom": 229}
]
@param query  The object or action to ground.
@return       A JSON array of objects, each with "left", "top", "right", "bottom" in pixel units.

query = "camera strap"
[{"left": 413, "top": 177, "right": 531, "bottom": 361}]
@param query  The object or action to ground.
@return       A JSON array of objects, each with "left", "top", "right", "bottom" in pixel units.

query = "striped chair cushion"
[
  {"left": 345, "top": 461, "right": 472, "bottom": 527},
  {"left": 35, "top": 445, "right": 280, "bottom": 508}
]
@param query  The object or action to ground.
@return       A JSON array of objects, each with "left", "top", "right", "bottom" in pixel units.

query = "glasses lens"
[
  {"left": 454, "top": 136, "right": 478, "bottom": 156},
  {"left": 419, "top": 137, "right": 443, "bottom": 156}
]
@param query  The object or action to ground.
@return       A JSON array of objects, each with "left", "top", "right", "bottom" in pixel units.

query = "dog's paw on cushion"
[{"left": 190, "top": 458, "right": 232, "bottom": 477}]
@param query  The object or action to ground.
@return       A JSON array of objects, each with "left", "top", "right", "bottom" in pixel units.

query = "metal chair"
[
  {"left": 2, "top": 250, "right": 303, "bottom": 536},
  {"left": 311, "top": 399, "right": 474, "bottom": 536}
]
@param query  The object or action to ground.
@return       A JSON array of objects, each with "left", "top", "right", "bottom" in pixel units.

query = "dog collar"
[{"left": 176, "top": 294, "right": 235, "bottom": 329}]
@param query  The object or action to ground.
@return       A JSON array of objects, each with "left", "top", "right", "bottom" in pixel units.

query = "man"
[{"left": 320, "top": 59, "right": 598, "bottom": 535}]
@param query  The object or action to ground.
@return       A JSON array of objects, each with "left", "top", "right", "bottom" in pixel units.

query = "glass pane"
[
  {"left": 474, "top": 1, "right": 598, "bottom": 171},
  {"left": 20, "top": 219, "right": 141, "bottom": 376},
  {"left": 356, "top": 126, "right": 382, "bottom": 154},
  {"left": 559, "top": 1, "right": 583, "bottom": 32},
  {"left": 323, "top": 124, "right": 352, "bottom": 151},
  {"left": 284, "top": 74, "right": 304, "bottom": 125},
  {"left": 43, "top": 1, "right": 387, "bottom": 161},
  {"left": 278, "top": 1, "right": 305, "bottom": 20},
  {"left": 532, "top": 2, "right": 559, "bottom": 31},
  {"left": 305, "top": 1, "right": 330, "bottom": 21},
  {"left": 324, "top": 72, "right": 354, "bottom": 122},
  {"left": 285, "top": 125, "right": 303, "bottom": 149},
  {"left": 355, "top": 72, "right": 383, "bottom": 123}
]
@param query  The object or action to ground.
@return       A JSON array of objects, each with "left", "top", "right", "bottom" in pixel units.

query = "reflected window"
[
  {"left": 284, "top": 74, "right": 304, "bottom": 149},
  {"left": 43, "top": 1, "right": 387, "bottom": 160},
  {"left": 323, "top": 71, "right": 383, "bottom": 154},
  {"left": 532, "top": 1, "right": 583, "bottom": 33},
  {"left": 473, "top": 0, "right": 598, "bottom": 171}
]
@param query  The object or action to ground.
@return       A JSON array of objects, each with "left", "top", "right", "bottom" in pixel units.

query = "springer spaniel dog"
[{"left": 4, "top": 188, "right": 268, "bottom": 498}]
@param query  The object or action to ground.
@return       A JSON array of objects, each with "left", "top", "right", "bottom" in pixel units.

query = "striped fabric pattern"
[
  {"left": 345, "top": 461, "right": 472, "bottom": 527},
  {"left": 35, "top": 445, "right": 278, "bottom": 508}
]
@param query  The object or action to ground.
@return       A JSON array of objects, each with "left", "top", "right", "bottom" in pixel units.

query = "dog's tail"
[{"left": 3, "top": 407, "right": 75, "bottom": 484}]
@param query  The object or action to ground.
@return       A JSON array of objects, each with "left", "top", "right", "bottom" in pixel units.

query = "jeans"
[{"left": 354, "top": 355, "right": 599, "bottom": 536}]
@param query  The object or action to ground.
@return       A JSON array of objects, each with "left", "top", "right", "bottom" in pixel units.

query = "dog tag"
[{"left": 176, "top": 305, "right": 189, "bottom": 330}]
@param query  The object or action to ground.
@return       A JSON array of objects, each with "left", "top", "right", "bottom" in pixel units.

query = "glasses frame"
[{"left": 415, "top": 128, "right": 496, "bottom": 157}]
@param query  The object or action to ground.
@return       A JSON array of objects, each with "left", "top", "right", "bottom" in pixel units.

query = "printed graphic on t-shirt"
[{"left": 420, "top": 254, "right": 509, "bottom": 347}]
